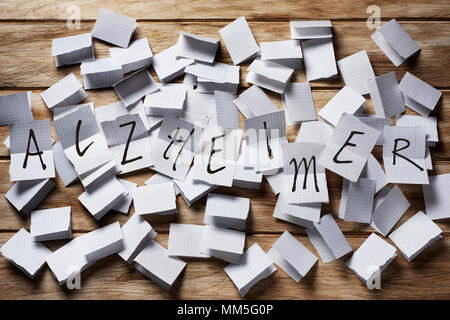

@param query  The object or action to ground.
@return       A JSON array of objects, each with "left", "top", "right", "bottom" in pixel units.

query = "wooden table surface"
[{"left": 0, "top": 0, "right": 449, "bottom": 300}]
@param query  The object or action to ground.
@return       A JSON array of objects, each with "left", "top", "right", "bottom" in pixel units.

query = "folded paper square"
[
  {"left": 9, "top": 119, "right": 55, "bottom": 181},
  {"left": 40, "top": 73, "right": 87, "bottom": 109},
  {"left": 346, "top": 233, "right": 397, "bottom": 284},
  {"left": 224, "top": 243, "right": 276, "bottom": 297},
  {"left": 371, "top": 19, "right": 420, "bottom": 67},
  {"left": 337, "top": 50, "right": 375, "bottom": 95},
  {"left": 30, "top": 206, "right": 72, "bottom": 241},
  {"left": 268, "top": 231, "right": 318, "bottom": 282},
  {"left": 319, "top": 113, "right": 380, "bottom": 182},
  {"left": 204, "top": 193, "right": 250, "bottom": 231},
  {"left": 422, "top": 174, "right": 450, "bottom": 220},
  {"left": 132, "top": 183, "right": 177, "bottom": 216},
  {"left": 302, "top": 38, "right": 337, "bottom": 81},
  {"left": 52, "top": 33, "right": 95, "bottom": 67},
  {"left": 306, "top": 214, "right": 352, "bottom": 263},
  {"left": 398, "top": 72, "right": 441, "bottom": 117},
  {"left": 318, "top": 86, "right": 366, "bottom": 126},
  {"left": 246, "top": 58, "right": 294, "bottom": 94},
  {"left": 134, "top": 240, "right": 186, "bottom": 291},
  {"left": 282, "top": 82, "right": 316, "bottom": 125},
  {"left": 118, "top": 214, "right": 157, "bottom": 263},
  {"left": 370, "top": 185, "right": 410, "bottom": 236},
  {"left": 368, "top": 72, "right": 405, "bottom": 118},
  {"left": 80, "top": 58, "right": 123, "bottom": 90},
  {"left": 78, "top": 177, "right": 127, "bottom": 220},
  {"left": 168, "top": 223, "right": 210, "bottom": 258},
  {"left": 200, "top": 225, "right": 246, "bottom": 264},
  {"left": 233, "top": 85, "right": 278, "bottom": 119},
  {"left": 389, "top": 211, "right": 442, "bottom": 261},
  {"left": 0, "top": 91, "right": 33, "bottom": 126},
  {"left": 219, "top": 16, "right": 259, "bottom": 65},
  {"left": 91, "top": 8, "right": 137, "bottom": 48},
  {"left": 176, "top": 31, "right": 219, "bottom": 63},
  {"left": 260, "top": 40, "right": 302, "bottom": 69},
  {"left": 0, "top": 228, "right": 51, "bottom": 278},
  {"left": 109, "top": 37, "right": 153, "bottom": 74},
  {"left": 290, "top": 20, "right": 332, "bottom": 39},
  {"left": 5, "top": 179, "right": 55, "bottom": 215},
  {"left": 383, "top": 126, "right": 428, "bottom": 184}
]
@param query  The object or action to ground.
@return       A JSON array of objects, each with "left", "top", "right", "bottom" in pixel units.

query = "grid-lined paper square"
[
  {"left": 307, "top": 214, "right": 352, "bottom": 262},
  {"left": 176, "top": 31, "right": 219, "bottom": 63},
  {"left": 337, "top": 50, "right": 375, "bottom": 95},
  {"left": 383, "top": 125, "right": 428, "bottom": 184},
  {"left": 40, "top": 73, "right": 87, "bottom": 109},
  {"left": 80, "top": 58, "right": 124, "bottom": 90},
  {"left": 389, "top": 211, "right": 442, "bottom": 261},
  {"left": 110, "top": 37, "right": 153, "bottom": 74},
  {"left": 0, "top": 91, "right": 33, "bottom": 126},
  {"left": 200, "top": 225, "right": 246, "bottom": 264},
  {"left": 246, "top": 58, "right": 294, "bottom": 94},
  {"left": 76, "top": 221, "right": 124, "bottom": 261},
  {"left": 132, "top": 183, "right": 177, "bottom": 216},
  {"left": 423, "top": 174, "right": 450, "bottom": 220},
  {"left": 224, "top": 243, "right": 276, "bottom": 297},
  {"left": 204, "top": 193, "right": 250, "bottom": 231},
  {"left": 91, "top": 8, "right": 137, "bottom": 48},
  {"left": 273, "top": 193, "right": 321, "bottom": 228},
  {"left": 168, "top": 223, "right": 209, "bottom": 258},
  {"left": 371, "top": 19, "right": 420, "bottom": 67},
  {"left": 367, "top": 72, "right": 405, "bottom": 118},
  {"left": 282, "top": 82, "right": 316, "bottom": 124},
  {"left": 5, "top": 179, "right": 55, "bottom": 215},
  {"left": 233, "top": 85, "right": 278, "bottom": 119},
  {"left": 346, "top": 233, "right": 397, "bottom": 283},
  {"left": 268, "top": 231, "right": 317, "bottom": 282},
  {"left": 1, "top": 228, "right": 51, "bottom": 278},
  {"left": 339, "top": 178, "right": 376, "bottom": 223},
  {"left": 113, "top": 69, "right": 159, "bottom": 108},
  {"left": 260, "top": 40, "right": 302, "bottom": 69},
  {"left": 118, "top": 214, "right": 157, "bottom": 263},
  {"left": 134, "top": 240, "right": 186, "bottom": 291},
  {"left": 356, "top": 115, "right": 390, "bottom": 146},
  {"left": 52, "top": 33, "right": 95, "bottom": 67},
  {"left": 9, "top": 119, "right": 55, "bottom": 181},
  {"left": 318, "top": 113, "right": 380, "bottom": 182},
  {"left": 371, "top": 185, "right": 410, "bottom": 236},
  {"left": 219, "top": 16, "right": 259, "bottom": 65},
  {"left": 152, "top": 44, "right": 194, "bottom": 83},
  {"left": 281, "top": 142, "right": 328, "bottom": 204},
  {"left": 398, "top": 72, "right": 441, "bottom": 117},
  {"left": 318, "top": 86, "right": 366, "bottom": 126},
  {"left": 30, "top": 206, "right": 71, "bottom": 241},
  {"left": 397, "top": 114, "right": 438, "bottom": 144},
  {"left": 290, "top": 20, "right": 332, "bottom": 39},
  {"left": 301, "top": 38, "right": 337, "bottom": 81}
]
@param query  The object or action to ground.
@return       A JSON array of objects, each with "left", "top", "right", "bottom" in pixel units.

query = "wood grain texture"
[
  {"left": 1, "top": 0, "right": 449, "bottom": 300},
  {"left": 0, "top": 0, "right": 449, "bottom": 20},
  {"left": 0, "top": 233, "right": 449, "bottom": 300},
  {"left": 0, "top": 21, "right": 449, "bottom": 88}
]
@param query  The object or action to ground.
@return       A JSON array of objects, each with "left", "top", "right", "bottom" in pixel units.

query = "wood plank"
[
  {"left": 0, "top": 21, "right": 449, "bottom": 88},
  {"left": 1, "top": 0, "right": 449, "bottom": 20},
  {"left": 1, "top": 89, "right": 449, "bottom": 161},
  {"left": 1, "top": 158, "right": 449, "bottom": 234},
  {"left": 0, "top": 232, "right": 448, "bottom": 300}
]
